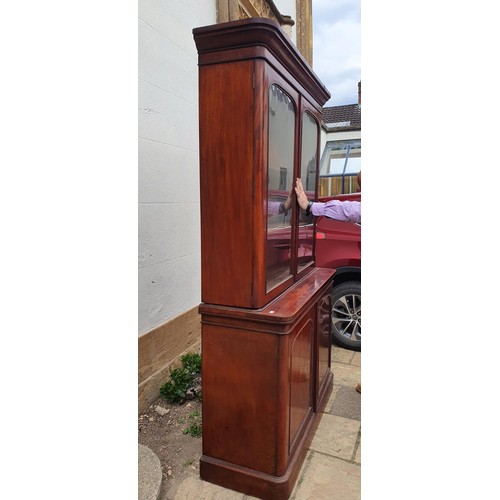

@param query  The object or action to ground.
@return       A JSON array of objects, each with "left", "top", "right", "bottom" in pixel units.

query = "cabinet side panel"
[
  {"left": 202, "top": 323, "right": 279, "bottom": 474},
  {"left": 199, "top": 61, "right": 254, "bottom": 307}
]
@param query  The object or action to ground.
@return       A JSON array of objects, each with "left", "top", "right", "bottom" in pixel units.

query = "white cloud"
[{"left": 312, "top": 0, "right": 361, "bottom": 106}]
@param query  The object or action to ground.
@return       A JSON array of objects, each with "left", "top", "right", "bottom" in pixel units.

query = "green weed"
[
  {"left": 159, "top": 352, "right": 202, "bottom": 404},
  {"left": 183, "top": 422, "right": 202, "bottom": 438},
  {"left": 182, "top": 409, "right": 202, "bottom": 438}
]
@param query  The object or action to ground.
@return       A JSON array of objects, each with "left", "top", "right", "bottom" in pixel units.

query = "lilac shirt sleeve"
[
  {"left": 267, "top": 201, "right": 282, "bottom": 215},
  {"left": 311, "top": 200, "right": 361, "bottom": 223}
]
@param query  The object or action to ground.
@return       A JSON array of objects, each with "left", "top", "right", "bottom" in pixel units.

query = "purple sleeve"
[
  {"left": 267, "top": 201, "right": 280, "bottom": 215},
  {"left": 311, "top": 200, "right": 361, "bottom": 223}
]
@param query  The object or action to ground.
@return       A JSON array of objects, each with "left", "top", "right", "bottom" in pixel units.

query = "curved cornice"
[{"left": 193, "top": 18, "right": 330, "bottom": 106}]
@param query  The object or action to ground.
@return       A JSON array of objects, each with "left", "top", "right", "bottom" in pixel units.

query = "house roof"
[{"left": 322, "top": 103, "right": 361, "bottom": 132}]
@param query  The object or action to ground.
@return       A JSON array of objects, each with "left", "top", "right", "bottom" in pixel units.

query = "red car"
[{"left": 315, "top": 191, "right": 361, "bottom": 351}]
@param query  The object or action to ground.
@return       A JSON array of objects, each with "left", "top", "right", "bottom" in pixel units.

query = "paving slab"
[
  {"left": 324, "top": 384, "right": 341, "bottom": 413},
  {"left": 292, "top": 451, "right": 360, "bottom": 500},
  {"left": 309, "top": 413, "right": 360, "bottom": 461},
  {"left": 139, "top": 444, "right": 162, "bottom": 500},
  {"left": 169, "top": 475, "right": 248, "bottom": 499},
  {"left": 330, "top": 385, "right": 361, "bottom": 421},
  {"left": 331, "top": 347, "right": 355, "bottom": 364},
  {"left": 351, "top": 351, "right": 361, "bottom": 367},
  {"left": 331, "top": 362, "right": 361, "bottom": 387}
]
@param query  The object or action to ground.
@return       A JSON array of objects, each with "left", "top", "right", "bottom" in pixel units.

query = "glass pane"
[
  {"left": 329, "top": 156, "right": 361, "bottom": 175},
  {"left": 298, "top": 112, "right": 318, "bottom": 272},
  {"left": 266, "top": 84, "right": 295, "bottom": 292}
]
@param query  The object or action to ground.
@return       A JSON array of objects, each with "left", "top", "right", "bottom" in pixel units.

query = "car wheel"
[{"left": 331, "top": 281, "right": 361, "bottom": 351}]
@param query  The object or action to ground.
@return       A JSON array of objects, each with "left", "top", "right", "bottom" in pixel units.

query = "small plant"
[
  {"left": 159, "top": 352, "right": 202, "bottom": 404},
  {"left": 159, "top": 366, "right": 194, "bottom": 404},
  {"left": 180, "top": 353, "right": 201, "bottom": 374},
  {"left": 182, "top": 409, "right": 202, "bottom": 437},
  {"left": 183, "top": 422, "right": 202, "bottom": 438}
]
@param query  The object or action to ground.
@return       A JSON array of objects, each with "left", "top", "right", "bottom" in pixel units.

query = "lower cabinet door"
[{"left": 289, "top": 309, "right": 314, "bottom": 453}]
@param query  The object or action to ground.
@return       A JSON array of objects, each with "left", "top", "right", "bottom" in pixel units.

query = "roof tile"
[{"left": 322, "top": 104, "right": 361, "bottom": 131}]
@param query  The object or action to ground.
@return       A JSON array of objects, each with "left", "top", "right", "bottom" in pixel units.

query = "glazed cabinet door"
[
  {"left": 253, "top": 63, "right": 301, "bottom": 307},
  {"left": 296, "top": 99, "right": 321, "bottom": 279}
]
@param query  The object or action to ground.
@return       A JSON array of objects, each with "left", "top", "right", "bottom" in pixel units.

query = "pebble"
[{"left": 155, "top": 405, "right": 170, "bottom": 416}]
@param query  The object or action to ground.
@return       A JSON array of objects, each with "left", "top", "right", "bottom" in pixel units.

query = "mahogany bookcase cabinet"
[{"left": 193, "top": 18, "right": 335, "bottom": 499}]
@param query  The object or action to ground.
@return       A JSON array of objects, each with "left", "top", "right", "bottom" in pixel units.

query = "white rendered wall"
[{"left": 138, "top": 2, "right": 216, "bottom": 334}]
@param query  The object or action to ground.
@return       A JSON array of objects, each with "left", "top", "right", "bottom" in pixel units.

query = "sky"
[{"left": 312, "top": 0, "right": 360, "bottom": 107}]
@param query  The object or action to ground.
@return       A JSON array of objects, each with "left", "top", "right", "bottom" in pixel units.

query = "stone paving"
[{"left": 141, "top": 345, "right": 361, "bottom": 500}]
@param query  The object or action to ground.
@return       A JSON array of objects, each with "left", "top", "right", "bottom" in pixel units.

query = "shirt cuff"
[{"left": 310, "top": 202, "right": 323, "bottom": 216}]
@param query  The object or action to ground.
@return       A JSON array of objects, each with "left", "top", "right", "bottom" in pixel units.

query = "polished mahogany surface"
[
  {"left": 194, "top": 18, "right": 330, "bottom": 309},
  {"left": 199, "top": 268, "right": 334, "bottom": 498},
  {"left": 194, "top": 17, "right": 334, "bottom": 499},
  {"left": 198, "top": 59, "right": 257, "bottom": 307},
  {"left": 193, "top": 18, "right": 330, "bottom": 106},
  {"left": 200, "top": 267, "right": 335, "bottom": 324}
]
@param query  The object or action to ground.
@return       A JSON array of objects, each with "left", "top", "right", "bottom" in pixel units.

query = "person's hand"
[{"left": 294, "top": 178, "right": 309, "bottom": 210}]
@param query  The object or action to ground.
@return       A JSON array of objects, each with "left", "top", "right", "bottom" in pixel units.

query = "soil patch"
[{"left": 138, "top": 397, "right": 202, "bottom": 499}]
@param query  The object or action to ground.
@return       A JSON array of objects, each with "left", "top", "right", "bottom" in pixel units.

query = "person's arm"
[
  {"left": 282, "top": 188, "right": 293, "bottom": 212},
  {"left": 268, "top": 187, "right": 294, "bottom": 216},
  {"left": 294, "top": 177, "right": 361, "bottom": 223},
  {"left": 313, "top": 199, "right": 360, "bottom": 223},
  {"left": 267, "top": 201, "right": 280, "bottom": 215}
]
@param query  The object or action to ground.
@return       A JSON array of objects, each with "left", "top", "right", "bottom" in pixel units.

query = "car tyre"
[{"left": 331, "top": 280, "right": 361, "bottom": 351}]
